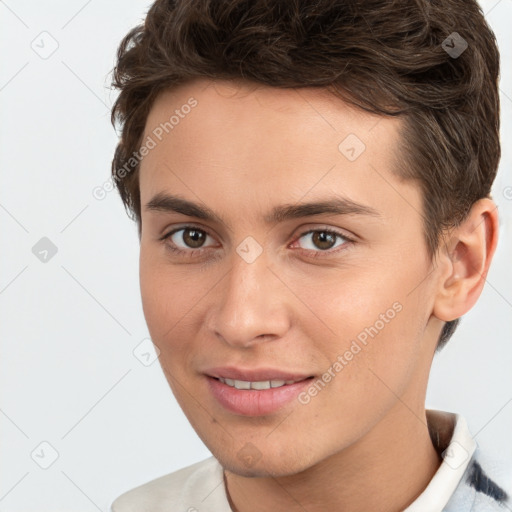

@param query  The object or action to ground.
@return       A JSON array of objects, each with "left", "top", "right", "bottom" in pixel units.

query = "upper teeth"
[{"left": 218, "top": 378, "right": 299, "bottom": 390}]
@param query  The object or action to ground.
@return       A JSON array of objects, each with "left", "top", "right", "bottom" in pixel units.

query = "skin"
[{"left": 137, "top": 78, "right": 498, "bottom": 512}]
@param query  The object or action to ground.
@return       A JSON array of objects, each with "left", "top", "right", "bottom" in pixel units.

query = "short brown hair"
[{"left": 110, "top": 0, "right": 501, "bottom": 349}]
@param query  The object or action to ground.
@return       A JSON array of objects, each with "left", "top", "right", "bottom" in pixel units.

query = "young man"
[{"left": 109, "top": 0, "right": 509, "bottom": 510}]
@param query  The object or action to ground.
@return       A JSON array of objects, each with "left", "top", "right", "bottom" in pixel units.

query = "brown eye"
[
  {"left": 182, "top": 228, "right": 207, "bottom": 248},
  {"left": 162, "top": 226, "right": 216, "bottom": 253},
  {"left": 311, "top": 231, "right": 337, "bottom": 250},
  {"left": 294, "top": 229, "right": 353, "bottom": 258}
]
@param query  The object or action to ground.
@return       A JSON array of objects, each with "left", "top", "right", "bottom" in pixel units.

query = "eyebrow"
[{"left": 144, "top": 192, "right": 380, "bottom": 225}]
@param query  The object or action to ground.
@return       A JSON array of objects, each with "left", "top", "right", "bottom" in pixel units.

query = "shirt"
[{"left": 111, "top": 409, "right": 510, "bottom": 511}]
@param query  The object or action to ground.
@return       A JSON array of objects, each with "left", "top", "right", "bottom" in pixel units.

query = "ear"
[{"left": 432, "top": 198, "right": 499, "bottom": 322}]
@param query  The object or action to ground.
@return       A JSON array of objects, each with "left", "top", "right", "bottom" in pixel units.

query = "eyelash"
[{"left": 159, "top": 225, "right": 355, "bottom": 260}]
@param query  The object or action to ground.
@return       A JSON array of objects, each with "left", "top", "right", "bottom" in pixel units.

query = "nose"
[{"left": 206, "top": 247, "right": 291, "bottom": 349}]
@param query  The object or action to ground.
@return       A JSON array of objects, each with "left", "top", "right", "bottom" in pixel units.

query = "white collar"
[{"left": 404, "top": 409, "right": 476, "bottom": 511}]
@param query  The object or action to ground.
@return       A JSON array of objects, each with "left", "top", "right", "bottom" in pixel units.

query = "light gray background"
[{"left": 1, "top": 1, "right": 511, "bottom": 510}]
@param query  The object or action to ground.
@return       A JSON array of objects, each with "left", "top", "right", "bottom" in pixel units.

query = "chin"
[{"left": 216, "top": 448, "right": 317, "bottom": 478}]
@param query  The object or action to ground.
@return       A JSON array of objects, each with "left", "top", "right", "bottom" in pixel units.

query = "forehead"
[
  {"left": 145, "top": 77, "right": 398, "bottom": 142},
  {"left": 139, "top": 78, "right": 416, "bottom": 227}
]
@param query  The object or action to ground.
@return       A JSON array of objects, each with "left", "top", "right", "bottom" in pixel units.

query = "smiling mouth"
[
  {"left": 213, "top": 376, "right": 314, "bottom": 390},
  {"left": 206, "top": 374, "right": 316, "bottom": 416}
]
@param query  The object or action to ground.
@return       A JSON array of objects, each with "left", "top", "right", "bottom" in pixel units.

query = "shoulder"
[
  {"left": 111, "top": 456, "right": 228, "bottom": 512},
  {"left": 445, "top": 449, "right": 512, "bottom": 511}
]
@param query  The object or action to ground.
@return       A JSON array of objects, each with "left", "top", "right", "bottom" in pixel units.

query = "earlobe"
[{"left": 432, "top": 198, "right": 499, "bottom": 323}]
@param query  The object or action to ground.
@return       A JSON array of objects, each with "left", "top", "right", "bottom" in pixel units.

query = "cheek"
[
  {"left": 296, "top": 258, "right": 429, "bottom": 380},
  {"left": 294, "top": 267, "right": 398, "bottom": 338},
  {"left": 139, "top": 250, "right": 198, "bottom": 338},
  {"left": 139, "top": 260, "right": 194, "bottom": 389},
  {"left": 139, "top": 251, "right": 219, "bottom": 373},
  {"left": 140, "top": 256, "right": 170, "bottom": 337}
]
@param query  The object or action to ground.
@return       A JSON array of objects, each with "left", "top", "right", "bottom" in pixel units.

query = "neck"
[{"left": 224, "top": 402, "right": 442, "bottom": 512}]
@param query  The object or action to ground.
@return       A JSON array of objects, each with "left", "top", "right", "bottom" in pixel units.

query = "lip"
[
  {"left": 204, "top": 368, "right": 315, "bottom": 416},
  {"left": 204, "top": 366, "right": 313, "bottom": 382}
]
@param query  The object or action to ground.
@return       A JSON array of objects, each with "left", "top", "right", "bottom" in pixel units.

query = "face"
[{"left": 138, "top": 78, "right": 441, "bottom": 477}]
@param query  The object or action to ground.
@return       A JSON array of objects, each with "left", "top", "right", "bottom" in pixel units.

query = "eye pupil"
[
  {"left": 312, "top": 231, "right": 336, "bottom": 250},
  {"left": 184, "top": 229, "right": 205, "bottom": 248}
]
